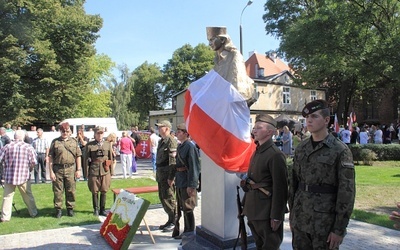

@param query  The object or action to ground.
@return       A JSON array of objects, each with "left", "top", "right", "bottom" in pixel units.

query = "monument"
[{"left": 182, "top": 27, "right": 257, "bottom": 249}]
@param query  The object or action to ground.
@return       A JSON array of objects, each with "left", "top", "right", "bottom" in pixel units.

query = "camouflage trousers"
[
  {"left": 292, "top": 226, "right": 339, "bottom": 250},
  {"left": 156, "top": 167, "right": 176, "bottom": 223},
  {"left": 52, "top": 165, "right": 76, "bottom": 210}
]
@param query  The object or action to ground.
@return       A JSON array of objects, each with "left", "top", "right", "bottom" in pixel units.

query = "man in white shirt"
[
  {"left": 149, "top": 127, "right": 160, "bottom": 173},
  {"left": 340, "top": 126, "right": 351, "bottom": 144}
]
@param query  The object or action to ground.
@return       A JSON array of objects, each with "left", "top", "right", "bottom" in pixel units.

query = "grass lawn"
[
  {"left": 0, "top": 177, "right": 158, "bottom": 235},
  {"left": 352, "top": 161, "right": 400, "bottom": 229}
]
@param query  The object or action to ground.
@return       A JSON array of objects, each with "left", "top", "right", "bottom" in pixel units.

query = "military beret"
[
  {"left": 255, "top": 114, "right": 277, "bottom": 128},
  {"left": 155, "top": 120, "right": 172, "bottom": 129},
  {"left": 302, "top": 99, "right": 329, "bottom": 117},
  {"left": 176, "top": 123, "right": 187, "bottom": 132},
  {"left": 94, "top": 126, "right": 105, "bottom": 133}
]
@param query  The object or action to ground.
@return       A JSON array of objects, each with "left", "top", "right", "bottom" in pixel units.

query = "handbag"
[{"left": 103, "top": 160, "right": 112, "bottom": 172}]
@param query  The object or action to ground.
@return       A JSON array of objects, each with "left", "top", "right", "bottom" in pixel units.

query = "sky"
[{"left": 84, "top": 0, "right": 280, "bottom": 72}]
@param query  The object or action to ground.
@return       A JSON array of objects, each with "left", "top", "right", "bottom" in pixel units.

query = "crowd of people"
[{"left": 333, "top": 123, "right": 399, "bottom": 145}]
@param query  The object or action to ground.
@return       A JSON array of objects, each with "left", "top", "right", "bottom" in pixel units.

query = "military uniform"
[
  {"left": 175, "top": 137, "right": 201, "bottom": 235},
  {"left": 156, "top": 134, "right": 177, "bottom": 227},
  {"left": 289, "top": 133, "right": 355, "bottom": 249},
  {"left": 49, "top": 136, "right": 82, "bottom": 213},
  {"left": 242, "top": 138, "right": 288, "bottom": 250},
  {"left": 84, "top": 137, "right": 113, "bottom": 216}
]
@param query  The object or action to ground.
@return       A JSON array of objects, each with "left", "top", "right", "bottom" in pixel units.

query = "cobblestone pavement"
[{"left": 1, "top": 159, "right": 399, "bottom": 249}]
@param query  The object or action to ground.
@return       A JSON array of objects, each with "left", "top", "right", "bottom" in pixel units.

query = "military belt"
[
  {"left": 54, "top": 163, "right": 74, "bottom": 168},
  {"left": 176, "top": 166, "right": 188, "bottom": 172},
  {"left": 298, "top": 182, "right": 337, "bottom": 194}
]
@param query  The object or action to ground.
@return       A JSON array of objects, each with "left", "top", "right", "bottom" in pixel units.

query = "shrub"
[
  {"left": 348, "top": 144, "right": 400, "bottom": 161},
  {"left": 359, "top": 148, "right": 377, "bottom": 165}
]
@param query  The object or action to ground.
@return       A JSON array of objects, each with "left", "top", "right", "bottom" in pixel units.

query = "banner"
[{"left": 100, "top": 190, "right": 150, "bottom": 250}]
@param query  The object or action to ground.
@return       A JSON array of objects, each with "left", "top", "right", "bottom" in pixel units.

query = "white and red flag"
[
  {"left": 334, "top": 113, "right": 340, "bottom": 133},
  {"left": 184, "top": 70, "right": 256, "bottom": 173},
  {"left": 347, "top": 112, "right": 354, "bottom": 131}
]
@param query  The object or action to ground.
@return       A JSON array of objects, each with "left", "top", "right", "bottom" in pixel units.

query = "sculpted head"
[{"left": 206, "top": 27, "right": 231, "bottom": 51}]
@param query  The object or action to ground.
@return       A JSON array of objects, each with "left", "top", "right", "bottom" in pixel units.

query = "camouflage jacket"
[{"left": 289, "top": 133, "right": 355, "bottom": 236}]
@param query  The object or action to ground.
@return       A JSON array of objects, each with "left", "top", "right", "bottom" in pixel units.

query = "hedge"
[{"left": 348, "top": 143, "right": 400, "bottom": 161}]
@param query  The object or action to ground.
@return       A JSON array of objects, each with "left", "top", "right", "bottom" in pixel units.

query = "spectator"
[
  {"left": 119, "top": 131, "right": 134, "bottom": 179},
  {"left": 281, "top": 126, "right": 292, "bottom": 157},
  {"left": 350, "top": 127, "right": 359, "bottom": 144},
  {"left": 32, "top": 128, "right": 50, "bottom": 184},
  {"left": 48, "top": 122, "right": 82, "bottom": 218},
  {"left": 0, "top": 127, "right": 11, "bottom": 146},
  {"left": 290, "top": 100, "right": 355, "bottom": 250},
  {"left": 150, "top": 127, "right": 160, "bottom": 173},
  {"left": 359, "top": 127, "right": 370, "bottom": 144},
  {"left": 106, "top": 133, "right": 118, "bottom": 175},
  {"left": 340, "top": 126, "right": 351, "bottom": 144},
  {"left": 0, "top": 130, "right": 38, "bottom": 222},
  {"left": 374, "top": 125, "right": 383, "bottom": 144}
]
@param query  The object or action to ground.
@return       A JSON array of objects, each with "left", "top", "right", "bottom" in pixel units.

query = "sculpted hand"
[
  {"left": 327, "top": 232, "right": 343, "bottom": 249},
  {"left": 270, "top": 219, "right": 281, "bottom": 231}
]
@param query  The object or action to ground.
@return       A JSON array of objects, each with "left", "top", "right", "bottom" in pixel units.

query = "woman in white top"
[
  {"left": 374, "top": 126, "right": 383, "bottom": 144},
  {"left": 359, "top": 128, "right": 370, "bottom": 144}
]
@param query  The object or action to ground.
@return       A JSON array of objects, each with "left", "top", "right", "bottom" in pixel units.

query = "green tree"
[
  {"left": 262, "top": 0, "right": 400, "bottom": 122},
  {"left": 0, "top": 0, "right": 102, "bottom": 125},
  {"left": 129, "top": 62, "right": 163, "bottom": 128},
  {"left": 109, "top": 64, "right": 139, "bottom": 130},
  {"left": 162, "top": 43, "right": 214, "bottom": 101},
  {"left": 75, "top": 54, "right": 115, "bottom": 117}
]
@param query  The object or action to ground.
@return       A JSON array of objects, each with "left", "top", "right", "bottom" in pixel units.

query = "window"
[
  {"left": 310, "top": 90, "right": 317, "bottom": 101},
  {"left": 283, "top": 87, "right": 291, "bottom": 104}
]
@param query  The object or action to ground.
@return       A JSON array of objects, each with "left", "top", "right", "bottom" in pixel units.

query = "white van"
[{"left": 27, "top": 117, "right": 122, "bottom": 142}]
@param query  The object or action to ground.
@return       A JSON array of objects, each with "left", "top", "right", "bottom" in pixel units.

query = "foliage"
[
  {"left": 359, "top": 148, "right": 377, "bottom": 165},
  {"left": 0, "top": 0, "right": 103, "bottom": 125},
  {"left": 162, "top": 43, "right": 214, "bottom": 101},
  {"left": 0, "top": 177, "right": 158, "bottom": 235},
  {"left": 108, "top": 64, "right": 139, "bottom": 130},
  {"left": 349, "top": 144, "right": 400, "bottom": 161},
  {"left": 262, "top": 0, "right": 400, "bottom": 123},
  {"left": 129, "top": 62, "right": 164, "bottom": 128}
]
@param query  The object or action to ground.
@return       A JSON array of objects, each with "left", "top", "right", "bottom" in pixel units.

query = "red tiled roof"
[{"left": 245, "top": 52, "right": 290, "bottom": 78}]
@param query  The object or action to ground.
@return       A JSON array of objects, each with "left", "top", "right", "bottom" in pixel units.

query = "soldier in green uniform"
[
  {"left": 173, "top": 123, "right": 201, "bottom": 239},
  {"left": 289, "top": 100, "right": 355, "bottom": 250},
  {"left": 49, "top": 122, "right": 82, "bottom": 218},
  {"left": 84, "top": 126, "right": 114, "bottom": 216},
  {"left": 155, "top": 120, "right": 177, "bottom": 232}
]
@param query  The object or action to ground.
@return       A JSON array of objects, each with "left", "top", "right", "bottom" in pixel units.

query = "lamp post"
[{"left": 240, "top": 0, "right": 253, "bottom": 55}]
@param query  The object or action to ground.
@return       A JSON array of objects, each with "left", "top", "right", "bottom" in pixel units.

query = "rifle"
[{"left": 234, "top": 186, "right": 247, "bottom": 250}]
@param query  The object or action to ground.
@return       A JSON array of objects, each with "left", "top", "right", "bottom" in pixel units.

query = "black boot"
[
  {"left": 185, "top": 211, "right": 195, "bottom": 232},
  {"left": 99, "top": 193, "right": 107, "bottom": 216},
  {"left": 92, "top": 193, "right": 99, "bottom": 216}
]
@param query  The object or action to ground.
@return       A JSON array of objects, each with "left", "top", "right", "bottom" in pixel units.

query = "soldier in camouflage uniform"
[
  {"left": 289, "top": 100, "right": 355, "bottom": 250},
  {"left": 84, "top": 126, "right": 113, "bottom": 216},
  {"left": 155, "top": 120, "right": 177, "bottom": 232},
  {"left": 49, "top": 122, "right": 82, "bottom": 218}
]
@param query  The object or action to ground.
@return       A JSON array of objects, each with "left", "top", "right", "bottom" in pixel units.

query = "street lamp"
[{"left": 240, "top": 0, "right": 253, "bottom": 55}]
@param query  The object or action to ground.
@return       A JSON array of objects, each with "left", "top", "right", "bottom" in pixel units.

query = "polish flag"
[
  {"left": 184, "top": 70, "right": 256, "bottom": 173},
  {"left": 334, "top": 113, "right": 340, "bottom": 133},
  {"left": 347, "top": 112, "right": 353, "bottom": 132}
]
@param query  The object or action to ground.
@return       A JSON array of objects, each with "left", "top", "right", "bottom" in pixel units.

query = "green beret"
[
  {"left": 302, "top": 99, "right": 329, "bottom": 117},
  {"left": 255, "top": 114, "right": 277, "bottom": 128}
]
